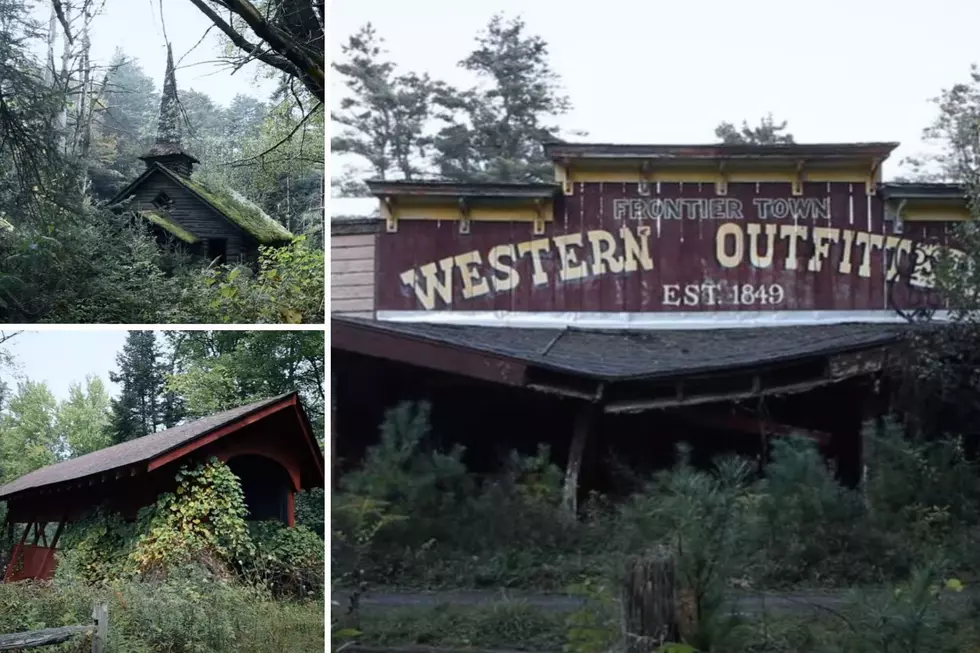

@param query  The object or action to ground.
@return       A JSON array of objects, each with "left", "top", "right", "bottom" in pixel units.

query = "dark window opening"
[
  {"left": 227, "top": 455, "right": 291, "bottom": 524},
  {"left": 152, "top": 192, "right": 172, "bottom": 209},
  {"left": 207, "top": 238, "right": 228, "bottom": 264}
]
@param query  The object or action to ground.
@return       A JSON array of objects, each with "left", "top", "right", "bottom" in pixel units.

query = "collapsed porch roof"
[{"left": 332, "top": 317, "right": 910, "bottom": 412}]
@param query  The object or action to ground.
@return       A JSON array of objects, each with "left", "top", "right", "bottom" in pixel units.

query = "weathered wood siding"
[
  {"left": 332, "top": 233, "right": 376, "bottom": 317},
  {"left": 128, "top": 170, "right": 258, "bottom": 261}
]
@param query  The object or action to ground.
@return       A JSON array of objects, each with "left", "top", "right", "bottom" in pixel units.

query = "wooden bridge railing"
[{"left": 0, "top": 602, "right": 107, "bottom": 652}]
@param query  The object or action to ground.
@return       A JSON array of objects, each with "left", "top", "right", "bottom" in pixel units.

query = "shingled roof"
[
  {"left": 333, "top": 317, "right": 909, "bottom": 382},
  {"left": 0, "top": 393, "right": 297, "bottom": 501}
]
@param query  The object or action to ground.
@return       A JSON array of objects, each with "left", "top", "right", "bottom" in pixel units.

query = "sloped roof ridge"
[{"left": 0, "top": 392, "right": 297, "bottom": 500}]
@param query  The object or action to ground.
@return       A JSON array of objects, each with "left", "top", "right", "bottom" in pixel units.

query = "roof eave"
[
  {"left": 365, "top": 180, "right": 560, "bottom": 200},
  {"left": 544, "top": 141, "right": 901, "bottom": 163}
]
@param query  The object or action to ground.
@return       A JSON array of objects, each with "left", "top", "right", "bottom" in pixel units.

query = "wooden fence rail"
[{"left": 0, "top": 602, "right": 107, "bottom": 652}]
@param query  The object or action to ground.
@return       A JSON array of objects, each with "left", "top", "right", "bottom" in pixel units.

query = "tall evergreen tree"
[
  {"left": 107, "top": 331, "right": 182, "bottom": 443},
  {"left": 331, "top": 23, "right": 439, "bottom": 181},
  {"left": 715, "top": 113, "right": 795, "bottom": 145},
  {"left": 431, "top": 14, "right": 572, "bottom": 183}
]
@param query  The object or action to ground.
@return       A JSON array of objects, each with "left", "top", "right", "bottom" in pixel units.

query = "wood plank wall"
[{"left": 331, "top": 233, "right": 376, "bottom": 317}]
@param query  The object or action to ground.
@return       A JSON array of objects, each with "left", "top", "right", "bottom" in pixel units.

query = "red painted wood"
[{"left": 148, "top": 397, "right": 295, "bottom": 472}]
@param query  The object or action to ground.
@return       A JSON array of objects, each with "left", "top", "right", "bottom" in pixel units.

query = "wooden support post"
[
  {"left": 3, "top": 520, "right": 32, "bottom": 583},
  {"left": 91, "top": 602, "right": 108, "bottom": 653},
  {"left": 562, "top": 403, "right": 594, "bottom": 515},
  {"left": 623, "top": 550, "right": 680, "bottom": 652},
  {"left": 38, "top": 518, "right": 66, "bottom": 581}
]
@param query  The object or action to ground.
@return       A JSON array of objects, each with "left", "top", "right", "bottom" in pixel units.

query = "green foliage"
[
  {"left": 56, "top": 376, "right": 112, "bottom": 457},
  {"left": 184, "top": 237, "right": 324, "bottom": 324},
  {"left": 0, "top": 380, "right": 60, "bottom": 482},
  {"left": 335, "top": 408, "right": 980, "bottom": 595},
  {"left": 179, "top": 174, "right": 293, "bottom": 244},
  {"left": 129, "top": 459, "right": 253, "bottom": 577},
  {"left": 564, "top": 578, "right": 620, "bottom": 653},
  {"left": 248, "top": 520, "right": 324, "bottom": 598},
  {"left": 57, "top": 459, "right": 253, "bottom": 584},
  {"left": 165, "top": 329, "right": 325, "bottom": 438}
]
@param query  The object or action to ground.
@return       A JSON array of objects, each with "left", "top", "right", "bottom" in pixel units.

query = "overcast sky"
[
  {"left": 33, "top": 0, "right": 274, "bottom": 106},
  {"left": 330, "top": 0, "right": 980, "bottom": 180},
  {"left": 1, "top": 331, "right": 128, "bottom": 401}
]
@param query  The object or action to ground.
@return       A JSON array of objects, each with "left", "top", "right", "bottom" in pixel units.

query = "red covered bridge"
[{"left": 0, "top": 392, "right": 323, "bottom": 583}]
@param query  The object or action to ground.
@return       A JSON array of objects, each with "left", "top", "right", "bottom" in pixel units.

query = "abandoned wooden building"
[
  {"left": 331, "top": 141, "right": 971, "bottom": 506},
  {"left": 107, "top": 46, "right": 294, "bottom": 264},
  {"left": 0, "top": 392, "right": 323, "bottom": 583}
]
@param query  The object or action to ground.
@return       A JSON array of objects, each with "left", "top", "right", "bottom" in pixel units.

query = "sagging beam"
[
  {"left": 605, "top": 377, "right": 833, "bottom": 414},
  {"left": 682, "top": 412, "right": 832, "bottom": 445}
]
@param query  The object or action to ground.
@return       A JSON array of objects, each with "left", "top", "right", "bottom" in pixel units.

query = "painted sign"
[{"left": 375, "top": 181, "right": 962, "bottom": 323}]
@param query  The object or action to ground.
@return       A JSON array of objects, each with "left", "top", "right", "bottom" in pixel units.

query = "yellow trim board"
[
  {"left": 384, "top": 203, "right": 554, "bottom": 223},
  {"left": 564, "top": 168, "right": 875, "bottom": 185}
]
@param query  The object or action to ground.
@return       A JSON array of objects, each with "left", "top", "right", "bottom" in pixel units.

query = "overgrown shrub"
[
  {"left": 56, "top": 458, "right": 322, "bottom": 600},
  {"left": 333, "top": 403, "right": 980, "bottom": 593}
]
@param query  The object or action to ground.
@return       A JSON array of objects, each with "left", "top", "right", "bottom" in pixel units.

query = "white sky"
[
  {"left": 32, "top": 0, "right": 275, "bottom": 106},
  {"left": 1, "top": 331, "right": 127, "bottom": 401},
  {"left": 330, "top": 0, "right": 980, "bottom": 180}
]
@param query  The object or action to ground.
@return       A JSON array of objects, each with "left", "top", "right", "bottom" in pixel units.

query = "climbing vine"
[
  {"left": 128, "top": 459, "right": 253, "bottom": 578},
  {"left": 56, "top": 458, "right": 300, "bottom": 588}
]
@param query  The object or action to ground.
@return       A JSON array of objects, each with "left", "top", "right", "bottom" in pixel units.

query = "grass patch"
[
  {"left": 0, "top": 576, "right": 324, "bottom": 653},
  {"left": 353, "top": 603, "right": 567, "bottom": 651}
]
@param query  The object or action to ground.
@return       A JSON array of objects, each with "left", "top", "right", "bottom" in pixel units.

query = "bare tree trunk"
[
  {"left": 56, "top": 2, "right": 72, "bottom": 153},
  {"left": 44, "top": 3, "right": 57, "bottom": 86}
]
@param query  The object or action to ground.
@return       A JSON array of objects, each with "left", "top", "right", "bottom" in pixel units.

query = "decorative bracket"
[
  {"left": 533, "top": 198, "right": 546, "bottom": 236},
  {"left": 556, "top": 160, "right": 574, "bottom": 196},
  {"left": 457, "top": 197, "right": 471, "bottom": 234},
  {"left": 891, "top": 198, "right": 907, "bottom": 234},
  {"left": 638, "top": 161, "right": 652, "bottom": 196},
  {"left": 866, "top": 159, "right": 881, "bottom": 195},
  {"left": 382, "top": 196, "right": 398, "bottom": 233},
  {"left": 715, "top": 161, "right": 728, "bottom": 196},
  {"left": 792, "top": 160, "right": 805, "bottom": 196}
]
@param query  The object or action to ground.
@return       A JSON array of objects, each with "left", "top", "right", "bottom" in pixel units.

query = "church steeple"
[{"left": 140, "top": 44, "right": 199, "bottom": 177}]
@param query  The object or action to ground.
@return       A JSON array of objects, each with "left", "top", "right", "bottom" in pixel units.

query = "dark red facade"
[{"left": 377, "top": 181, "right": 958, "bottom": 317}]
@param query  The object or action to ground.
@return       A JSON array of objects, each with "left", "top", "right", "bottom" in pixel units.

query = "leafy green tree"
[
  {"left": 715, "top": 113, "right": 795, "bottom": 145},
  {"left": 56, "top": 376, "right": 112, "bottom": 457},
  {"left": 0, "top": 380, "right": 60, "bottom": 483},
  {"left": 893, "top": 65, "right": 980, "bottom": 446},
  {"left": 431, "top": 14, "right": 573, "bottom": 183},
  {"left": 166, "top": 330, "right": 324, "bottom": 437}
]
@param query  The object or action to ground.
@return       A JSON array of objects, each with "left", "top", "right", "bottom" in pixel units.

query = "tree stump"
[{"left": 622, "top": 550, "right": 680, "bottom": 653}]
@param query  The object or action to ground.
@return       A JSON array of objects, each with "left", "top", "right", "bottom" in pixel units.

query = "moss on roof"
[
  {"left": 177, "top": 175, "right": 294, "bottom": 244},
  {"left": 139, "top": 209, "right": 200, "bottom": 244}
]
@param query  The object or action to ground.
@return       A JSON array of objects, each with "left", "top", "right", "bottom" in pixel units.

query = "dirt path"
[{"left": 332, "top": 587, "right": 861, "bottom": 616}]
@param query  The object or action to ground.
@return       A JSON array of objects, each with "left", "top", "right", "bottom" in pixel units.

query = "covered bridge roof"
[{"left": 0, "top": 392, "right": 323, "bottom": 503}]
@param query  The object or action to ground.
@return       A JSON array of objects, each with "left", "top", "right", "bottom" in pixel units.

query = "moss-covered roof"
[
  {"left": 176, "top": 174, "right": 294, "bottom": 244},
  {"left": 139, "top": 209, "right": 200, "bottom": 244}
]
